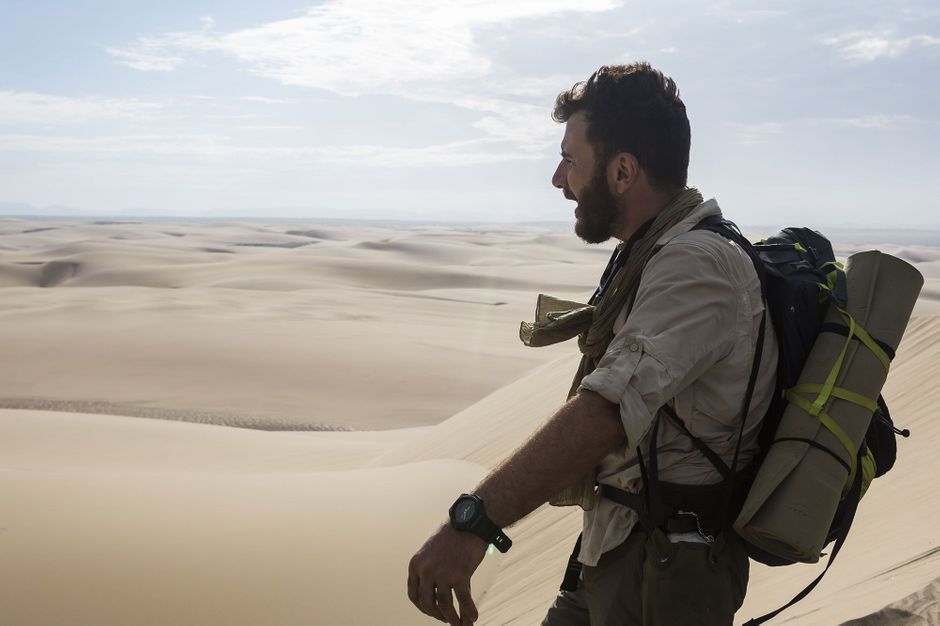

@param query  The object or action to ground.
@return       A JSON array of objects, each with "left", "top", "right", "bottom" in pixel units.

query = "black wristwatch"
[{"left": 448, "top": 494, "right": 512, "bottom": 553}]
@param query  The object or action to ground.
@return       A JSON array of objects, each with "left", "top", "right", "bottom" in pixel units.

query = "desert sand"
[{"left": 0, "top": 218, "right": 938, "bottom": 625}]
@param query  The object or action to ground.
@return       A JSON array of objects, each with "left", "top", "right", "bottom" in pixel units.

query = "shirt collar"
[{"left": 653, "top": 198, "right": 722, "bottom": 248}]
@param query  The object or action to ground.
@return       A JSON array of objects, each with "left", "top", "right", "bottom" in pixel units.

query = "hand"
[{"left": 407, "top": 522, "right": 488, "bottom": 625}]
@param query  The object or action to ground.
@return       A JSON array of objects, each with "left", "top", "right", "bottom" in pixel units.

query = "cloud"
[
  {"left": 725, "top": 114, "right": 921, "bottom": 144},
  {"left": 822, "top": 31, "right": 940, "bottom": 63},
  {"left": 725, "top": 122, "right": 785, "bottom": 145},
  {"left": 0, "top": 133, "right": 231, "bottom": 156},
  {"left": 706, "top": 5, "right": 789, "bottom": 25},
  {"left": 240, "top": 96, "right": 296, "bottom": 104},
  {"left": 104, "top": 2, "right": 619, "bottom": 153},
  {"left": 831, "top": 114, "right": 917, "bottom": 130},
  {"left": 0, "top": 133, "right": 541, "bottom": 167},
  {"left": 237, "top": 125, "right": 305, "bottom": 131},
  {"left": 0, "top": 91, "right": 163, "bottom": 125},
  {"left": 459, "top": 96, "right": 557, "bottom": 152},
  {"left": 105, "top": 14, "right": 217, "bottom": 72},
  {"left": 315, "top": 138, "right": 545, "bottom": 167},
  {"left": 108, "top": 1, "right": 619, "bottom": 92},
  {"left": 105, "top": 42, "right": 186, "bottom": 72}
]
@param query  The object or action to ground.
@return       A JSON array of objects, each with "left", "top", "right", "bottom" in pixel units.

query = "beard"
[{"left": 572, "top": 166, "right": 618, "bottom": 244}]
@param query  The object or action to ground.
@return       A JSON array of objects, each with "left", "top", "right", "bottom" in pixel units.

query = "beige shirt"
[{"left": 576, "top": 199, "right": 779, "bottom": 566}]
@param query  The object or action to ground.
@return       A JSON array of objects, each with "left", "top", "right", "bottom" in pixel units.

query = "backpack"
[
  {"left": 564, "top": 217, "right": 911, "bottom": 622},
  {"left": 687, "top": 216, "right": 911, "bottom": 624}
]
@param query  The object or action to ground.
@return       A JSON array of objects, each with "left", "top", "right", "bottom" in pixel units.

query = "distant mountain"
[
  {"left": 0, "top": 202, "right": 36, "bottom": 215},
  {"left": 0, "top": 202, "right": 86, "bottom": 216}
]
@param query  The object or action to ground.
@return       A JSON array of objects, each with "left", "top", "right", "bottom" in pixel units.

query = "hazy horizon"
[{"left": 7, "top": 211, "right": 940, "bottom": 247}]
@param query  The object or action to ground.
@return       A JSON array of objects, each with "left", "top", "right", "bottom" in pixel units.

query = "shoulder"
[{"left": 651, "top": 227, "right": 756, "bottom": 288}]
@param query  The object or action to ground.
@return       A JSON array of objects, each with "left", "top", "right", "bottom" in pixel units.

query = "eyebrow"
[{"left": 560, "top": 149, "right": 573, "bottom": 159}]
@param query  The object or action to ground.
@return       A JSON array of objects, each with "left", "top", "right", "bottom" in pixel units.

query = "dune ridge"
[
  {"left": 0, "top": 397, "right": 353, "bottom": 430},
  {"left": 840, "top": 574, "right": 940, "bottom": 625}
]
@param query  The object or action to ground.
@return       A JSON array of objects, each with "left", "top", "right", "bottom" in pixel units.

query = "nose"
[{"left": 552, "top": 160, "right": 566, "bottom": 189}]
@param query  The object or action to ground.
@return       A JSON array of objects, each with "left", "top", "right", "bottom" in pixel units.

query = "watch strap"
[
  {"left": 490, "top": 529, "right": 513, "bottom": 553},
  {"left": 474, "top": 516, "right": 512, "bottom": 553}
]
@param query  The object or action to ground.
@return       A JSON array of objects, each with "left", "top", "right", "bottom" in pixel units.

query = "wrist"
[
  {"left": 442, "top": 521, "right": 488, "bottom": 550},
  {"left": 448, "top": 493, "right": 513, "bottom": 553}
]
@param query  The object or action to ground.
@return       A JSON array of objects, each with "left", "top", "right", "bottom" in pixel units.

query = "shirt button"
[{"left": 629, "top": 343, "right": 639, "bottom": 352}]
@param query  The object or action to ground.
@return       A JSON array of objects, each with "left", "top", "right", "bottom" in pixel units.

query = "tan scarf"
[{"left": 519, "top": 187, "right": 704, "bottom": 508}]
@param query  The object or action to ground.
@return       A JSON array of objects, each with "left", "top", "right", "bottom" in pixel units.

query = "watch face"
[{"left": 454, "top": 499, "right": 476, "bottom": 525}]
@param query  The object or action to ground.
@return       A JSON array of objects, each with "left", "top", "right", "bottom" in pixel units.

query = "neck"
[{"left": 612, "top": 187, "right": 682, "bottom": 241}]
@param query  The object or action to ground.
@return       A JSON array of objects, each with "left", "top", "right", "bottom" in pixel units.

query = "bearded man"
[{"left": 407, "top": 62, "right": 778, "bottom": 626}]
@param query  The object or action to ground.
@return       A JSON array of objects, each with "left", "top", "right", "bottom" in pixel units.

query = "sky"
[{"left": 1, "top": 0, "right": 939, "bottom": 227}]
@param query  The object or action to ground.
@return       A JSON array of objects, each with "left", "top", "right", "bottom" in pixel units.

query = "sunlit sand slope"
[{"left": 0, "top": 410, "right": 499, "bottom": 626}]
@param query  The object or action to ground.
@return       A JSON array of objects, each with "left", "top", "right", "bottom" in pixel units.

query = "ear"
[{"left": 609, "top": 153, "right": 639, "bottom": 195}]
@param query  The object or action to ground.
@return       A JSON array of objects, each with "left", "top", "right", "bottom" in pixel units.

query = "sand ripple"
[{"left": 0, "top": 398, "right": 351, "bottom": 431}]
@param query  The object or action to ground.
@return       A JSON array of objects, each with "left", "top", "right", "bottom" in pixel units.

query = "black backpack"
[
  {"left": 565, "top": 217, "right": 909, "bottom": 622},
  {"left": 690, "top": 216, "right": 910, "bottom": 624}
]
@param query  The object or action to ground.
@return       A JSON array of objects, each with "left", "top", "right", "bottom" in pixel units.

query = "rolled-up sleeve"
[{"left": 578, "top": 238, "right": 740, "bottom": 446}]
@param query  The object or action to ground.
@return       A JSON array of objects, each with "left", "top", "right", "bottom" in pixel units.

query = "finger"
[
  {"left": 454, "top": 583, "right": 479, "bottom": 625},
  {"left": 407, "top": 567, "right": 419, "bottom": 608},
  {"left": 435, "top": 586, "right": 461, "bottom": 626},
  {"left": 418, "top": 574, "right": 447, "bottom": 622},
  {"left": 410, "top": 574, "right": 436, "bottom": 618}
]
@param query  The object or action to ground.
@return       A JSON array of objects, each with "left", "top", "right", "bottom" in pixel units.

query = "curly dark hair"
[{"left": 552, "top": 62, "right": 690, "bottom": 191}]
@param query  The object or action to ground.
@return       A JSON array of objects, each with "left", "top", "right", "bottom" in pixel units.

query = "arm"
[
  {"left": 476, "top": 389, "right": 625, "bottom": 527},
  {"left": 407, "top": 389, "right": 624, "bottom": 626},
  {"left": 408, "top": 237, "right": 745, "bottom": 625}
]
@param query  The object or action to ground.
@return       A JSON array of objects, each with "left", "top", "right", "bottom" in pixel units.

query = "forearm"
[{"left": 474, "top": 389, "right": 626, "bottom": 528}]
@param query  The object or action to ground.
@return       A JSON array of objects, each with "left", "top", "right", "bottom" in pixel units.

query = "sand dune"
[
  {"left": 0, "top": 410, "right": 498, "bottom": 626},
  {"left": 841, "top": 574, "right": 940, "bottom": 625},
  {"left": 0, "top": 220, "right": 600, "bottom": 429},
  {"left": 1, "top": 220, "right": 938, "bottom": 625}
]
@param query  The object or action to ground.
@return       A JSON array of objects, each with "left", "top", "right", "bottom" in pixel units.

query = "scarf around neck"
[
  {"left": 519, "top": 187, "right": 705, "bottom": 508},
  {"left": 521, "top": 187, "right": 705, "bottom": 396}
]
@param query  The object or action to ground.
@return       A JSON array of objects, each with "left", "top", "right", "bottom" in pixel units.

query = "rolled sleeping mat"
[{"left": 734, "top": 251, "right": 923, "bottom": 563}]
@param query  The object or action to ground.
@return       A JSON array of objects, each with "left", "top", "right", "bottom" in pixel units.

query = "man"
[{"left": 407, "top": 62, "right": 778, "bottom": 626}]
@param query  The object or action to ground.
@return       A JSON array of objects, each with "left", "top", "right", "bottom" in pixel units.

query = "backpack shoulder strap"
[
  {"left": 691, "top": 216, "right": 768, "bottom": 475},
  {"left": 660, "top": 404, "right": 733, "bottom": 480}
]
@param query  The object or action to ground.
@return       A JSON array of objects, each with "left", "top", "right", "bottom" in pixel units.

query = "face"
[{"left": 552, "top": 112, "right": 618, "bottom": 244}]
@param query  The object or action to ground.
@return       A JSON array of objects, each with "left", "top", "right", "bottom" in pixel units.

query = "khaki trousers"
[{"left": 541, "top": 529, "right": 749, "bottom": 626}]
